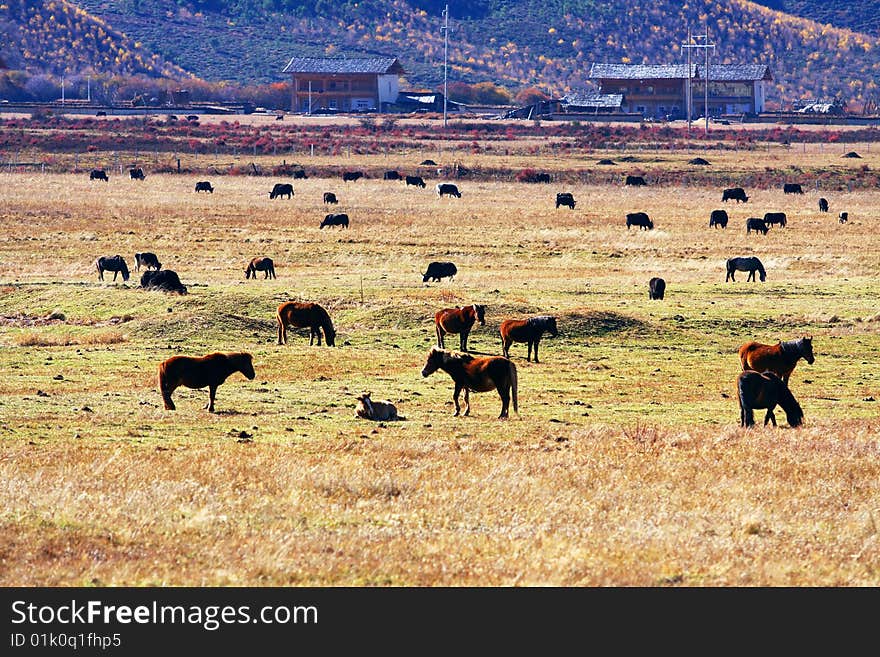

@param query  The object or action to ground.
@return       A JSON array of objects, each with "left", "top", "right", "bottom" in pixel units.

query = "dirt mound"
[{"left": 842, "top": 151, "right": 861, "bottom": 158}]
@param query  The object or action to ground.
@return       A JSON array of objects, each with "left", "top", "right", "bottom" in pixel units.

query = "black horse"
[
  {"left": 95, "top": 255, "right": 130, "bottom": 282},
  {"left": 737, "top": 370, "right": 803, "bottom": 428}
]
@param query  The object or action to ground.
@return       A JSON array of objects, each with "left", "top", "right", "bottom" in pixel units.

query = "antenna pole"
[{"left": 442, "top": 4, "right": 449, "bottom": 129}]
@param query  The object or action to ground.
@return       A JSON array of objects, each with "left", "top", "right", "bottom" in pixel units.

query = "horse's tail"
[{"left": 509, "top": 359, "right": 518, "bottom": 415}]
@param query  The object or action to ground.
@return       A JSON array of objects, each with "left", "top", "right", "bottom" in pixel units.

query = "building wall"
[
  {"left": 600, "top": 77, "right": 762, "bottom": 118},
  {"left": 291, "top": 73, "right": 384, "bottom": 112}
]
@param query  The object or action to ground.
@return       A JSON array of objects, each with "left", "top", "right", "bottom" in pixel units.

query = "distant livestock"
[
  {"left": 141, "top": 269, "right": 187, "bottom": 294},
  {"left": 276, "top": 301, "right": 336, "bottom": 347},
  {"left": 95, "top": 255, "right": 130, "bottom": 282},
  {"left": 435, "top": 304, "right": 486, "bottom": 352},
  {"left": 436, "top": 183, "right": 461, "bottom": 198},
  {"left": 323, "top": 192, "right": 338, "bottom": 204},
  {"left": 420, "top": 159, "right": 438, "bottom": 166},
  {"left": 722, "top": 187, "right": 749, "bottom": 203},
  {"left": 343, "top": 171, "right": 364, "bottom": 182},
  {"left": 245, "top": 256, "right": 276, "bottom": 279},
  {"left": 320, "top": 213, "right": 349, "bottom": 229},
  {"left": 783, "top": 183, "right": 804, "bottom": 194},
  {"left": 533, "top": 172, "right": 551, "bottom": 183},
  {"left": 134, "top": 252, "right": 161, "bottom": 272},
  {"left": 555, "top": 192, "right": 576, "bottom": 209},
  {"left": 818, "top": 197, "right": 829, "bottom": 213},
  {"left": 89, "top": 169, "right": 108, "bottom": 181},
  {"left": 648, "top": 277, "right": 666, "bottom": 300},
  {"left": 746, "top": 217, "right": 769, "bottom": 234},
  {"left": 709, "top": 209, "right": 728, "bottom": 228},
  {"left": 423, "top": 261, "right": 457, "bottom": 283},
  {"left": 194, "top": 181, "right": 214, "bottom": 193},
  {"left": 269, "top": 183, "right": 294, "bottom": 199},
  {"left": 839, "top": 211, "right": 848, "bottom": 224},
  {"left": 355, "top": 392, "right": 402, "bottom": 421},
  {"left": 763, "top": 212, "right": 787, "bottom": 228},
  {"left": 626, "top": 212, "right": 654, "bottom": 230},
  {"left": 625, "top": 175, "right": 647, "bottom": 186},
  {"left": 421, "top": 347, "right": 518, "bottom": 419},
  {"left": 726, "top": 256, "right": 766, "bottom": 282},
  {"left": 157, "top": 351, "right": 255, "bottom": 413},
  {"left": 737, "top": 370, "right": 804, "bottom": 429},
  {"left": 291, "top": 169, "right": 307, "bottom": 179},
  {"left": 383, "top": 170, "right": 401, "bottom": 180},
  {"left": 405, "top": 175, "right": 426, "bottom": 188},
  {"left": 500, "top": 315, "right": 558, "bottom": 363},
  {"left": 129, "top": 168, "right": 146, "bottom": 180}
]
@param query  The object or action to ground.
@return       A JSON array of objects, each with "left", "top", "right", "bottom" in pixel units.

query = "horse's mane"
[{"left": 431, "top": 347, "right": 473, "bottom": 363}]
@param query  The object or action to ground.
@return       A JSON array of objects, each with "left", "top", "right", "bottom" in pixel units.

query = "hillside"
[{"left": 752, "top": 1, "right": 880, "bottom": 36}]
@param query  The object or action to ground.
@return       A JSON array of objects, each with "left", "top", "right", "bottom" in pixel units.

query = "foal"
[
  {"left": 435, "top": 304, "right": 486, "bottom": 352},
  {"left": 157, "top": 351, "right": 255, "bottom": 413},
  {"left": 499, "top": 315, "right": 558, "bottom": 363},
  {"left": 420, "top": 347, "right": 518, "bottom": 419},
  {"left": 737, "top": 370, "right": 804, "bottom": 428}
]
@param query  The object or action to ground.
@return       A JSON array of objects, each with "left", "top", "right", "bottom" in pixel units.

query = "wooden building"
[{"left": 282, "top": 56, "right": 405, "bottom": 113}]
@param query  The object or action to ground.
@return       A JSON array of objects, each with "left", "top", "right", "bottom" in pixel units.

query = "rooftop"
[
  {"left": 282, "top": 57, "right": 405, "bottom": 75},
  {"left": 590, "top": 63, "right": 771, "bottom": 81}
]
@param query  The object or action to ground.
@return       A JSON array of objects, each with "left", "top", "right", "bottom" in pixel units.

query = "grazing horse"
[
  {"left": 157, "top": 351, "right": 255, "bottom": 413},
  {"left": 245, "top": 257, "right": 276, "bottom": 279},
  {"left": 95, "top": 255, "right": 130, "bottom": 282},
  {"left": 737, "top": 370, "right": 804, "bottom": 428},
  {"left": 726, "top": 257, "right": 766, "bottom": 282},
  {"left": 738, "top": 336, "right": 814, "bottom": 385},
  {"left": 648, "top": 277, "right": 666, "bottom": 300},
  {"left": 420, "top": 347, "right": 518, "bottom": 419},
  {"left": 818, "top": 197, "right": 829, "bottom": 213},
  {"left": 276, "top": 301, "right": 336, "bottom": 346},
  {"left": 134, "top": 252, "right": 161, "bottom": 272},
  {"left": 435, "top": 304, "right": 486, "bottom": 352},
  {"left": 499, "top": 315, "right": 558, "bottom": 363}
]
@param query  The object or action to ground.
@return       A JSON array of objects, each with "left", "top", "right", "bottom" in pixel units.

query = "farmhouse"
[
  {"left": 589, "top": 63, "right": 772, "bottom": 119},
  {"left": 282, "top": 56, "right": 405, "bottom": 113}
]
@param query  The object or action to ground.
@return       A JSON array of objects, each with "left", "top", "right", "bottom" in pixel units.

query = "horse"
[
  {"left": 157, "top": 351, "right": 255, "bottom": 413},
  {"left": 276, "top": 301, "right": 336, "bottom": 346},
  {"left": 499, "top": 315, "right": 558, "bottom": 363},
  {"left": 134, "top": 252, "right": 161, "bottom": 272},
  {"left": 435, "top": 304, "right": 486, "bottom": 352},
  {"left": 245, "top": 256, "right": 276, "bottom": 279},
  {"left": 355, "top": 392, "right": 403, "bottom": 421},
  {"left": 726, "top": 257, "right": 765, "bottom": 282},
  {"left": 737, "top": 370, "right": 804, "bottom": 428},
  {"left": 738, "top": 336, "right": 814, "bottom": 385},
  {"left": 95, "top": 255, "right": 130, "bottom": 282},
  {"left": 420, "top": 347, "right": 518, "bottom": 419}
]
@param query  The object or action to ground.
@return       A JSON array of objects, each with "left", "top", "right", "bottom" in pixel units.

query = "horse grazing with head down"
[
  {"left": 726, "top": 256, "right": 765, "bottom": 282},
  {"left": 421, "top": 347, "right": 518, "bottom": 419},
  {"left": 157, "top": 351, "right": 255, "bottom": 413},
  {"left": 737, "top": 370, "right": 803, "bottom": 428},
  {"left": 245, "top": 257, "right": 276, "bottom": 279},
  {"left": 738, "top": 336, "right": 814, "bottom": 385},
  {"left": 276, "top": 301, "right": 336, "bottom": 346},
  {"left": 435, "top": 304, "right": 486, "bottom": 352},
  {"left": 95, "top": 255, "right": 130, "bottom": 282},
  {"left": 499, "top": 315, "right": 558, "bottom": 363}
]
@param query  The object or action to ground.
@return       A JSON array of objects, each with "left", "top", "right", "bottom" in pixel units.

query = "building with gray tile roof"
[{"left": 282, "top": 56, "right": 405, "bottom": 113}]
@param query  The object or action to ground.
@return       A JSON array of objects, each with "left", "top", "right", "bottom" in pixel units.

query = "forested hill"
[{"left": 752, "top": 1, "right": 880, "bottom": 37}]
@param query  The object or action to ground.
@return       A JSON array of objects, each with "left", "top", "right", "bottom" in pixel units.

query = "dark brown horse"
[
  {"left": 499, "top": 315, "right": 558, "bottom": 363},
  {"left": 157, "top": 351, "right": 255, "bottom": 413},
  {"left": 421, "top": 347, "right": 518, "bottom": 418},
  {"left": 245, "top": 256, "right": 276, "bottom": 279},
  {"left": 435, "top": 304, "right": 486, "bottom": 352},
  {"left": 95, "top": 255, "right": 130, "bottom": 282},
  {"left": 737, "top": 370, "right": 804, "bottom": 428},
  {"left": 277, "top": 301, "right": 336, "bottom": 346},
  {"left": 738, "top": 337, "right": 814, "bottom": 385}
]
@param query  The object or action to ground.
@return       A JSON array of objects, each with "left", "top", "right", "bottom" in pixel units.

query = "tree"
[{"left": 514, "top": 87, "right": 550, "bottom": 105}]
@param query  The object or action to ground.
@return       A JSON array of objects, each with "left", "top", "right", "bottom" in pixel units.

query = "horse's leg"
[
  {"left": 160, "top": 379, "right": 177, "bottom": 411},
  {"left": 743, "top": 406, "right": 755, "bottom": 427},
  {"left": 277, "top": 320, "right": 285, "bottom": 345},
  {"left": 502, "top": 335, "right": 510, "bottom": 359},
  {"left": 764, "top": 409, "right": 776, "bottom": 427},
  {"left": 205, "top": 385, "right": 217, "bottom": 413},
  {"left": 534, "top": 338, "right": 540, "bottom": 364},
  {"left": 498, "top": 382, "right": 510, "bottom": 419},
  {"left": 452, "top": 383, "right": 462, "bottom": 416},
  {"left": 460, "top": 329, "right": 469, "bottom": 352},
  {"left": 436, "top": 323, "right": 444, "bottom": 348},
  {"left": 315, "top": 327, "right": 322, "bottom": 346},
  {"left": 462, "top": 387, "right": 471, "bottom": 416},
  {"left": 526, "top": 340, "right": 533, "bottom": 362}
]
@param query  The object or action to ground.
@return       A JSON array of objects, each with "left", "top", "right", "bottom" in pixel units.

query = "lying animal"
[{"left": 355, "top": 392, "right": 403, "bottom": 421}]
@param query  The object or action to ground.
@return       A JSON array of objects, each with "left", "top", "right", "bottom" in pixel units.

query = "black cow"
[
  {"left": 436, "top": 183, "right": 461, "bottom": 198},
  {"left": 141, "top": 269, "right": 187, "bottom": 295},
  {"left": 722, "top": 187, "right": 749, "bottom": 203},
  {"left": 269, "top": 183, "right": 294, "bottom": 199},
  {"left": 783, "top": 183, "right": 804, "bottom": 194},
  {"left": 535, "top": 172, "right": 551, "bottom": 183},
  {"left": 818, "top": 197, "right": 829, "bottom": 213},
  {"left": 89, "top": 169, "right": 108, "bottom": 181},
  {"left": 422, "top": 262, "right": 457, "bottom": 283},
  {"left": 648, "top": 277, "right": 666, "bottom": 300},
  {"left": 420, "top": 159, "right": 437, "bottom": 166},
  {"left": 130, "top": 168, "right": 146, "bottom": 180},
  {"left": 406, "top": 175, "right": 426, "bottom": 188},
  {"left": 383, "top": 170, "right": 401, "bottom": 180},
  {"left": 323, "top": 192, "right": 338, "bottom": 204},
  {"left": 134, "top": 252, "right": 161, "bottom": 272},
  {"left": 292, "top": 169, "right": 308, "bottom": 179},
  {"left": 839, "top": 211, "right": 848, "bottom": 224},
  {"left": 96, "top": 110, "right": 107, "bottom": 117},
  {"left": 746, "top": 218, "right": 769, "bottom": 234},
  {"left": 709, "top": 209, "right": 728, "bottom": 228},
  {"left": 320, "top": 213, "right": 349, "bottom": 229},
  {"left": 343, "top": 171, "right": 364, "bottom": 182},
  {"left": 195, "top": 181, "right": 214, "bottom": 193},
  {"left": 764, "top": 212, "right": 787, "bottom": 227},
  {"left": 555, "top": 192, "right": 576, "bottom": 210},
  {"left": 626, "top": 212, "right": 654, "bottom": 230},
  {"left": 625, "top": 175, "right": 647, "bottom": 186}
]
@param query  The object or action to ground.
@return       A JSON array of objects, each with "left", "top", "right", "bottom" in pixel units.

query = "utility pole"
[
  {"left": 682, "top": 26, "right": 715, "bottom": 133},
  {"left": 441, "top": 4, "right": 450, "bottom": 128},
  {"left": 683, "top": 26, "right": 692, "bottom": 134},
  {"left": 308, "top": 80, "right": 312, "bottom": 115}
]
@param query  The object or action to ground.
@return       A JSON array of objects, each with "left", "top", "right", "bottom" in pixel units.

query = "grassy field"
[{"left": 1, "top": 128, "right": 879, "bottom": 586}]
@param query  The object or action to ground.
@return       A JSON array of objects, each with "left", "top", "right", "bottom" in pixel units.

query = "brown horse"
[
  {"left": 737, "top": 370, "right": 804, "bottom": 428},
  {"left": 435, "top": 304, "right": 486, "bottom": 352},
  {"left": 245, "top": 256, "right": 276, "bottom": 279},
  {"left": 499, "top": 315, "right": 558, "bottom": 363},
  {"left": 277, "top": 301, "right": 336, "bottom": 346},
  {"left": 420, "top": 347, "right": 518, "bottom": 419},
  {"left": 738, "top": 337, "right": 814, "bottom": 385},
  {"left": 157, "top": 351, "right": 255, "bottom": 413}
]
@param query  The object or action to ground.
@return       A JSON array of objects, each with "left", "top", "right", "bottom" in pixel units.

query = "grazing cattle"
[
  {"left": 763, "top": 212, "right": 787, "bottom": 228},
  {"left": 291, "top": 169, "right": 307, "bottom": 179},
  {"left": 269, "top": 183, "right": 294, "bottom": 199},
  {"left": 276, "top": 301, "right": 336, "bottom": 346},
  {"left": 157, "top": 351, "right": 255, "bottom": 413},
  {"left": 186, "top": 115, "right": 199, "bottom": 121},
  {"left": 726, "top": 256, "right": 766, "bottom": 282},
  {"left": 689, "top": 157, "right": 710, "bottom": 165},
  {"left": 739, "top": 336, "right": 815, "bottom": 386},
  {"left": 626, "top": 212, "right": 654, "bottom": 230},
  {"left": 722, "top": 187, "right": 749, "bottom": 203},
  {"left": 737, "top": 371, "right": 804, "bottom": 428},
  {"left": 96, "top": 110, "right": 107, "bottom": 117},
  {"left": 818, "top": 197, "right": 829, "bottom": 213},
  {"left": 245, "top": 256, "right": 276, "bottom": 279},
  {"left": 141, "top": 269, "right": 187, "bottom": 294},
  {"left": 355, "top": 392, "right": 402, "bottom": 421},
  {"left": 420, "top": 159, "right": 437, "bottom": 166},
  {"left": 534, "top": 172, "right": 551, "bottom": 183},
  {"left": 383, "top": 170, "right": 401, "bottom": 180},
  {"left": 134, "top": 252, "right": 161, "bottom": 272},
  {"left": 405, "top": 175, "right": 426, "bottom": 188},
  {"left": 129, "top": 168, "right": 146, "bottom": 180},
  {"left": 648, "top": 277, "right": 666, "bottom": 300},
  {"left": 342, "top": 171, "right": 364, "bottom": 182},
  {"left": 839, "top": 211, "right": 848, "bottom": 224},
  {"left": 435, "top": 304, "right": 486, "bottom": 352},
  {"left": 421, "top": 347, "right": 518, "bottom": 419},
  {"left": 746, "top": 217, "right": 769, "bottom": 234},
  {"left": 95, "top": 255, "right": 130, "bottom": 282},
  {"left": 625, "top": 175, "right": 647, "bottom": 186},
  {"left": 783, "top": 183, "right": 804, "bottom": 194},
  {"left": 320, "top": 213, "right": 349, "bottom": 229},
  {"left": 555, "top": 192, "right": 576, "bottom": 210},
  {"left": 436, "top": 183, "right": 461, "bottom": 198},
  {"left": 422, "top": 261, "right": 457, "bottom": 283},
  {"left": 194, "top": 181, "right": 214, "bottom": 193},
  {"left": 276, "top": 113, "right": 284, "bottom": 121},
  {"left": 709, "top": 209, "right": 728, "bottom": 228},
  {"left": 323, "top": 192, "right": 338, "bottom": 204},
  {"left": 89, "top": 169, "right": 108, "bottom": 181},
  {"left": 499, "top": 315, "right": 558, "bottom": 363}
]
